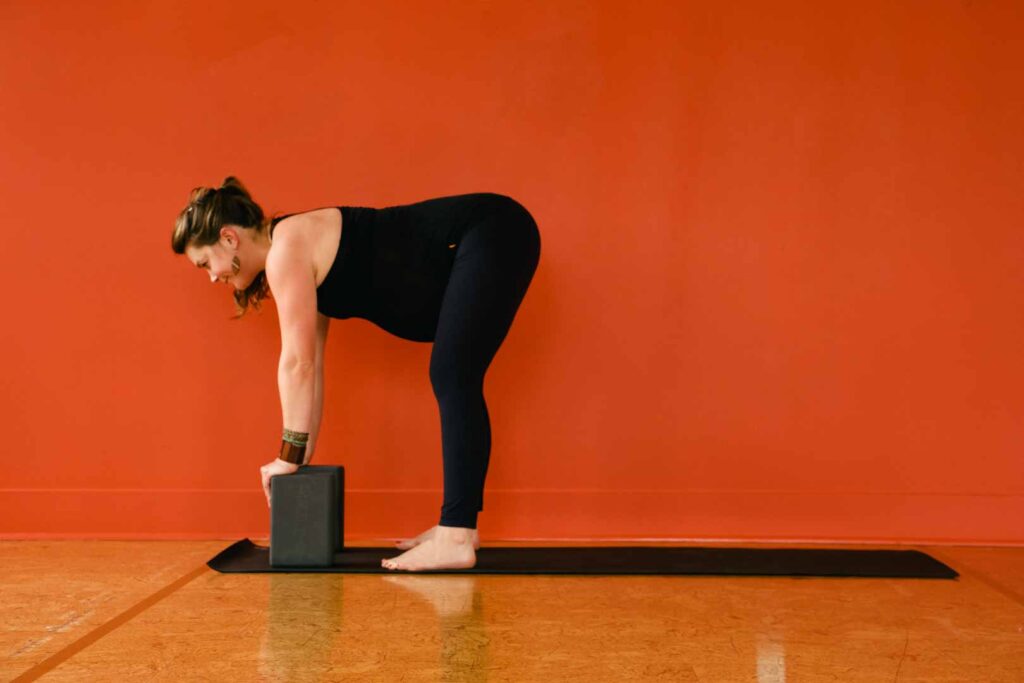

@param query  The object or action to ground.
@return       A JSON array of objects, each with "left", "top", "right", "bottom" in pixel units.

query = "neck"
[{"left": 248, "top": 222, "right": 274, "bottom": 271}]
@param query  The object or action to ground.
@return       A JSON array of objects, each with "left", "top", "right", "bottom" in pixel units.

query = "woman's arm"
[
  {"left": 302, "top": 313, "right": 330, "bottom": 464},
  {"left": 302, "top": 368, "right": 324, "bottom": 464},
  {"left": 266, "top": 230, "right": 321, "bottom": 464}
]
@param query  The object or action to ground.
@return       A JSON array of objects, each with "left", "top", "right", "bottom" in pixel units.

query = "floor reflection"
[
  {"left": 382, "top": 575, "right": 489, "bottom": 682},
  {"left": 257, "top": 571, "right": 487, "bottom": 680},
  {"left": 258, "top": 574, "right": 344, "bottom": 681}
]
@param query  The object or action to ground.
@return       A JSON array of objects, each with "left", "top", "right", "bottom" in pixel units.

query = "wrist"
[{"left": 279, "top": 436, "right": 307, "bottom": 464}]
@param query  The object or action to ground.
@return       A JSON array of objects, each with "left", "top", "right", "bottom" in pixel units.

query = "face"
[{"left": 185, "top": 227, "right": 247, "bottom": 290}]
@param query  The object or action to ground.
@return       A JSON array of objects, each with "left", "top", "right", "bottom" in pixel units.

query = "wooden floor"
[{"left": 2, "top": 539, "right": 1022, "bottom": 682}]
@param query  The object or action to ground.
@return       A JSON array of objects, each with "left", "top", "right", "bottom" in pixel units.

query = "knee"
[{"left": 429, "top": 355, "right": 483, "bottom": 400}]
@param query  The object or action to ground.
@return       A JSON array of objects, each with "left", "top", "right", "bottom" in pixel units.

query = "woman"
[{"left": 171, "top": 177, "right": 541, "bottom": 572}]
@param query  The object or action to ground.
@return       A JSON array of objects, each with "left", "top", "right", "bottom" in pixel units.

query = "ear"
[{"left": 219, "top": 226, "right": 239, "bottom": 247}]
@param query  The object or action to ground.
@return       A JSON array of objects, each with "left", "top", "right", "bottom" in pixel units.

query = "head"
[{"left": 171, "top": 176, "right": 277, "bottom": 319}]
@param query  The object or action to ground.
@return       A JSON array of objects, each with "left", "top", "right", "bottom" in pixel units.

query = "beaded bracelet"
[{"left": 279, "top": 429, "right": 309, "bottom": 464}]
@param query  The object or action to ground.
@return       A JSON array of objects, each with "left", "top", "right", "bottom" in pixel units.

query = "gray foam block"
[{"left": 269, "top": 465, "right": 345, "bottom": 567}]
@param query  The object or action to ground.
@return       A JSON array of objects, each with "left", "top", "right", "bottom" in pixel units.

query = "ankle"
[{"left": 437, "top": 525, "right": 475, "bottom": 543}]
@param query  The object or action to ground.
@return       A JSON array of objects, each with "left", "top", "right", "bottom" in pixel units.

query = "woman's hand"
[{"left": 260, "top": 458, "right": 300, "bottom": 508}]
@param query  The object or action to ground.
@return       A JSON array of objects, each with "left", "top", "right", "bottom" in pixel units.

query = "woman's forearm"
[
  {"left": 303, "top": 368, "right": 325, "bottom": 465},
  {"left": 278, "top": 363, "right": 317, "bottom": 461}
]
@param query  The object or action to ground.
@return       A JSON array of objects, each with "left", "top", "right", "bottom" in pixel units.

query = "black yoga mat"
[{"left": 207, "top": 538, "right": 958, "bottom": 578}]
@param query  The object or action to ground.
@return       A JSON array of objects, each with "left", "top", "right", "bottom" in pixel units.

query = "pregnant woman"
[{"left": 171, "top": 177, "right": 541, "bottom": 572}]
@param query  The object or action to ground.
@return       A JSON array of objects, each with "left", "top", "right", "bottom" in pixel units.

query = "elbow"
[{"left": 279, "top": 357, "right": 318, "bottom": 375}]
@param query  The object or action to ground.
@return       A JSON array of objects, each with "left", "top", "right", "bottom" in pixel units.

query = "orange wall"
[{"left": 1, "top": 1, "right": 1021, "bottom": 544}]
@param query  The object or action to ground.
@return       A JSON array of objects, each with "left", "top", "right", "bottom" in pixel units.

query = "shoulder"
[
  {"left": 266, "top": 215, "right": 316, "bottom": 281},
  {"left": 270, "top": 210, "right": 309, "bottom": 239},
  {"left": 270, "top": 207, "right": 338, "bottom": 242}
]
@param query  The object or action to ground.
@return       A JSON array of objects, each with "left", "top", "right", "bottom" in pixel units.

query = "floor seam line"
[{"left": 11, "top": 563, "right": 210, "bottom": 682}]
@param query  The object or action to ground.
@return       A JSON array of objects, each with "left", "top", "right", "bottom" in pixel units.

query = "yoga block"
[{"left": 270, "top": 465, "right": 345, "bottom": 568}]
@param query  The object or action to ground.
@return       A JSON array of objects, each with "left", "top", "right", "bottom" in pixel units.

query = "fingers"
[
  {"left": 261, "top": 467, "right": 271, "bottom": 508},
  {"left": 260, "top": 461, "right": 299, "bottom": 509}
]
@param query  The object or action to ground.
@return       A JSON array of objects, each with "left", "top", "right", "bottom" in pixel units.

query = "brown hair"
[{"left": 171, "top": 176, "right": 279, "bottom": 319}]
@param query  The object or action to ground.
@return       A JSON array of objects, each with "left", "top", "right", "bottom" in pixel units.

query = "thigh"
[{"left": 429, "top": 206, "right": 540, "bottom": 383}]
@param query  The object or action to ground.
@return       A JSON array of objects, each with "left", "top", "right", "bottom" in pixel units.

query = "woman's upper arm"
[{"left": 265, "top": 234, "right": 319, "bottom": 370}]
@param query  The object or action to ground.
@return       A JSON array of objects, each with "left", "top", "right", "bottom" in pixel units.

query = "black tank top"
[{"left": 269, "top": 194, "right": 500, "bottom": 341}]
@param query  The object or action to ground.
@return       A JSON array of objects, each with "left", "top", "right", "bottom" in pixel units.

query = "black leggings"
[{"left": 428, "top": 197, "right": 540, "bottom": 529}]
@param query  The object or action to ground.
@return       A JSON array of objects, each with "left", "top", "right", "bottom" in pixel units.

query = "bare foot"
[
  {"left": 382, "top": 525, "right": 477, "bottom": 572},
  {"left": 396, "top": 524, "right": 480, "bottom": 550}
]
